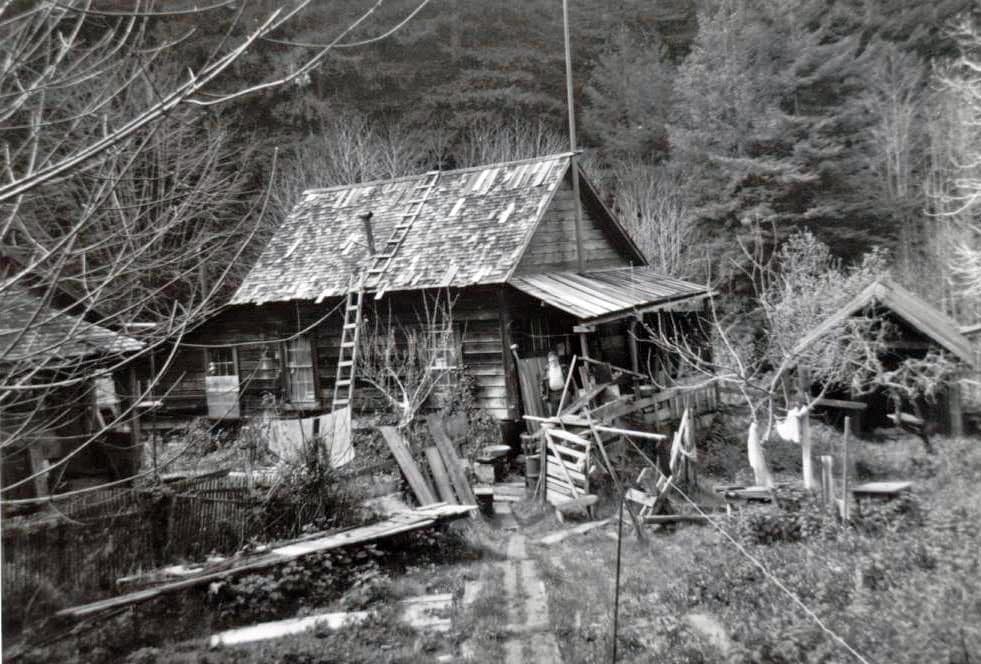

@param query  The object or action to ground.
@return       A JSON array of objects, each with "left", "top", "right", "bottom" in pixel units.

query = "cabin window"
[
  {"left": 427, "top": 324, "right": 461, "bottom": 371},
  {"left": 205, "top": 347, "right": 240, "bottom": 418},
  {"left": 427, "top": 325, "right": 462, "bottom": 408},
  {"left": 285, "top": 336, "right": 318, "bottom": 406}
]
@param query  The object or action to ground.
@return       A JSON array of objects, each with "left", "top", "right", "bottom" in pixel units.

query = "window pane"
[
  {"left": 286, "top": 336, "right": 316, "bottom": 403},
  {"left": 207, "top": 348, "right": 236, "bottom": 376}
]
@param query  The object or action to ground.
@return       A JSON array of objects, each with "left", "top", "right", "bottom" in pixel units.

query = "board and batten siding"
[{"left": 513, "top": 177, "right": 632, "bottom": 275}]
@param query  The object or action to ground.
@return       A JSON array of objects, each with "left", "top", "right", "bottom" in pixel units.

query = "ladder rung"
[
  {"left": 343, "top": 323, "right": 357, "bottom": 329},
  {"left": 333, "top": 398, "right": 350, "bottom": 405},
  {"left": 338, "top": 360, "right": 353, "bottom": 367},
  {"left": 335, "top": 379, "right": 351, "bottom": 386},
  {"left": 341, "top": 342, "right": 355, "bottom": 348}
]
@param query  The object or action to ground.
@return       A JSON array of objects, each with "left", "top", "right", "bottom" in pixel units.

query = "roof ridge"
[{"left": 299, "top": 152, "right": 575, "bottom": 198}]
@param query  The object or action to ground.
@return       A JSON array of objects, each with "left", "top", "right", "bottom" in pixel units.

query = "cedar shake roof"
[
  {"left": 231, "top": 154, "right": 645, "bottom": 305},
  {"left": 1, "top": 286, "right": 143, "bottom": 364}
]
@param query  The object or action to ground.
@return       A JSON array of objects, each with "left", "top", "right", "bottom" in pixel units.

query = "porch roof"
[{"left": 508, "top": 268, "right": 710, "bottom": 324}]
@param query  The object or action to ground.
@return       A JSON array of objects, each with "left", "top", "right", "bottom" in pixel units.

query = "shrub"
[{"left": 252, "top": 435, "right": 368, "bottom": 540}]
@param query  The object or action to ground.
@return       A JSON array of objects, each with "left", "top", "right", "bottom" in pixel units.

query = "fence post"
[
  {"left": 800, "top": 409, "right": 814, "bottom": 490},
  {"left": 820, "top": 455, "right": 833, "bottom": 506}
]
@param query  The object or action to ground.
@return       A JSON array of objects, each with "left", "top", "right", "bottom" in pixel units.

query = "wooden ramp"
[{"left": 56, "top": 503, "right": 475, "bottom": 620}]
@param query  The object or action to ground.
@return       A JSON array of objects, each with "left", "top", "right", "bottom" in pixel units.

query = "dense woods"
[{"left": 4, "top": 0, "right": 980, "bottom": 319}]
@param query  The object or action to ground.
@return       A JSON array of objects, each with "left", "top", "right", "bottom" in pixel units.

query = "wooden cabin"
[
  {"left": 1, "top": 286, "right": 144, "bottom": 501},
  {"left": 145, "top": 154, "right": 711, "bottom": 438},
  {"left": 795, "top": 278, "right": 976, "bottom": 435}
]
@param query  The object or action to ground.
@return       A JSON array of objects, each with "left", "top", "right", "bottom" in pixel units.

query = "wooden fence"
[{"left": 2, "top": 475, "right": 261, "bottom": 602}]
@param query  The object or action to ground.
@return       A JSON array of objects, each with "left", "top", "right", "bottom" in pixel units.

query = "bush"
[
  {"left": 207, "top": 545, "right": 386, "bottom": 626},
  {"left": 252, "top": 435, "right": 369, "bottom": 540}
]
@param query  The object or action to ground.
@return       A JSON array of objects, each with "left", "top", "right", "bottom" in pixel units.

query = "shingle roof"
[
  {"left": 792, "top": 278, "right": 975, "bottom": 367},
  {"left": 231, "top": 154, "right": 585, "bottom": 305},
  {"left": 509, "top": 268, "right": 710, "bottom": 322},
  {"left": 0, "top": 286, "right": 143, "bottom": 364}
]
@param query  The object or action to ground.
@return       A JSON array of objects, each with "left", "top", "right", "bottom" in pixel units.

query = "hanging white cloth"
[
  {"left": 747, "top": 420, "right": 773, "bottom": 487},
  {"left": 546, "top": 353, "right": 565, "bottom": 391},
  {"left": 775, "top": 406, "right": 807, "bottom": 444},
  {"left": 266, "top": 407, "right": 354, "bottom": 468}
]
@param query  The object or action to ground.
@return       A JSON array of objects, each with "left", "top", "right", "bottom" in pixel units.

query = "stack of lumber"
[{"left": 378, "top": 416, "right": 476, "bottom": 508}]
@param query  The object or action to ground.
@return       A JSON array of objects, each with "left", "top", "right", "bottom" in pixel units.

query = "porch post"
[
  {"left": 628, "top": 318, "right": 640, "bottom": 374},
  {"left": 498, "top": 287, "right": 520, "bottom": 421}
]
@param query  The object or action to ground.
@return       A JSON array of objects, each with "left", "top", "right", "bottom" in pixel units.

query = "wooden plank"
[
  {"left": 546, "top": 460, "right": 586, "bottom": 484},
  {"left": 625, "top": 488, "right": 657, "bottom": 508},
  {"left": 426, "top": 415, "right": 477, "bottom": 506},
  {"left": 424, "top": 447, "right": 458, "bottom": 505},
  {"left": 538, "top": 518, "right": 612, "bottom": 545},
  {"left": 547, "top": 442, "right": 587, "bottom": 463},
  {"left": 641, "top": 514, "right": 709, "bottom": 525},
  {"left": 378, "top": 426, "right": 438, "bottom": 506},
  {"left": 850, "top": 481, "right": 913, "bottom": 496},
  {"left": 814, "top": 397, "right": 868, "bottom": 411},
  {"left": 56, "top": 506, "right": 475, "bottom": 619},
  {"left": 559, "top": 382, "right": 613, "bottom": 416},
  {"left": 544, "top": 427, "right": 592, "bottom": 448}
]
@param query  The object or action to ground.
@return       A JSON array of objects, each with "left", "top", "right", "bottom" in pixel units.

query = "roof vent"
[{"left": 359, "top": 211, "right": 375, "bottom": 256}]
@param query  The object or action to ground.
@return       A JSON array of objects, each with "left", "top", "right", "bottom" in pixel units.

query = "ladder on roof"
[
  {"left": 331, "top": 287, "right": 363, "bottom": 412},
  {"left": 331, "top": 171, "right": 439, "bottom": 413},
  {"left": 363, "top": 170, "right": 440, "bottom": 289}
]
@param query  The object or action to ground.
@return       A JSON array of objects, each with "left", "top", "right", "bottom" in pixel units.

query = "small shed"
[
  {"left": 151, "top": 154, "right": 710, "bottom": 438},
  {"left": 793, "top": 278, "right": 976, "bottom": 435},
  {"left": 1, "top": 285, "right": 144, "bottom": 499}
]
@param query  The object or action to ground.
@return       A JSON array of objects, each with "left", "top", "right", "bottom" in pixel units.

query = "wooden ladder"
[
  {"left": 332, "top": 171, "right": 439, "bottom": 412},
  {"left": 363, "top": 170, "right": 440, "bottom": 289},
  {"left": 331, "top": 287, "right": 363, "bottom": 412}
]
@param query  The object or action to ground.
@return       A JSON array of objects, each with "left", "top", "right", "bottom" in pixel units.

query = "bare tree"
[
  {"left": 454, "top": 117, "right": 567, "bottom": 168},
  {"left": 859, "top": 41, "right": 928, "bottom": 279},
  {"left": 932, "top": 19, "right": 981, "bottom": 302},
  {"left": 357, "top": 292, "right": 458, "bottom": 429},
  {"left": 611, "top": 163, "right": 700, "bottom": 279},
  {"left": 273, "top": 109, "right": 430, "bottom": 218}
]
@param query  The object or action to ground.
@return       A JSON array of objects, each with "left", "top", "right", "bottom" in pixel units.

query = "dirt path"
[{"left": 461, "top": 533, "right": 563, "bottom": 663}]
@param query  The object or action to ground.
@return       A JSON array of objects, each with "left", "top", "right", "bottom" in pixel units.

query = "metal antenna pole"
[{"left": 562, "top": 0, "right": 585, "bottom": 274}]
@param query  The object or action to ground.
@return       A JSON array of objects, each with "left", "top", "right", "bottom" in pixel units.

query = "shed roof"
[
  {"left": 509, "top": 268, "right": 710, "bottom": 323},
  {"left": 792, "top": 278, "right": 975, "bottom": 366},
  {"left": 0, "top": 286, "right": 143, "bottom": 364},
  {"left": 230, "top": 154, "right": 645, "bottom": 305}
]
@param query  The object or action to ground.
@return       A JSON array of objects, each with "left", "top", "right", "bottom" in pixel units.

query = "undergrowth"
[{"left": 658, "top": 435, "right": 981, "bottom": 664}]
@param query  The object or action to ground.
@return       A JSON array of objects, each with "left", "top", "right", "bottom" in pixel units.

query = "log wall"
[{"left": 149, "top": 288, "right": 514, "bottom": 421}]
